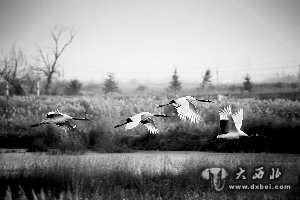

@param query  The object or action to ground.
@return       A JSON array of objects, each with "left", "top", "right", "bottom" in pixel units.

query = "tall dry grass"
[
  {"left": 1, "top": 152, "right": 299, "bottom": 199},
  {"left": 0, "top": 96, "right": 299, "bottom": 153}
]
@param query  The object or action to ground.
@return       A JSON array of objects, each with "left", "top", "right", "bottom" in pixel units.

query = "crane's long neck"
[
  {"left": 196, "top": 99, "right": 213, "bottom": 103},
  {"left": 72, "top": 117, "right": 89, "bottom": 121},
  {"left": 31, "top": 122, "right": 43, "bottom": 127},
  {"left": 158, "top": 100, "right": 177, "bottom": 108},
  {"left": 114, "top": 122, "right": 128, "bottom": 128},
  {"left": 154, "top": 114, "right": 169, "bottom": 117},
  {"left": 157, "top": 103, "right": 169, "bottom": 108}
]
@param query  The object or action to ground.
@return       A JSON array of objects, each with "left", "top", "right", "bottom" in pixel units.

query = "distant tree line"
[
  {"left": 167, "top": 67, "right": 213, "bottom": 95},
  {"left": 0, "top": 26, "right": 296, "bottom": 97}
]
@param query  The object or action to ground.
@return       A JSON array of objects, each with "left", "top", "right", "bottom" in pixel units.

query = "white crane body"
[
  {"left": 115, "top": 112, "right": 168, "bottom": 134},
  {"left": 158, "top": 96, "right": 213, "bottom": 123},
  {"left": 217, "top": 106, "right": 248, "bottom": 140},
  {"left": 31, "top": 109, "right": 89, "bottom": 131}
]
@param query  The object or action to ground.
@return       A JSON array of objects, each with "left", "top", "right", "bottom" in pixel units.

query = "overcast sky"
[{"left": 0, "top": 0, "right": 299, "bottom": 83}]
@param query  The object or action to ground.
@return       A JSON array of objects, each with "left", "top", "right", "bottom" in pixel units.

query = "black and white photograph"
[{"left": 0, "top": 0, "right": 300, "bottom": 199}]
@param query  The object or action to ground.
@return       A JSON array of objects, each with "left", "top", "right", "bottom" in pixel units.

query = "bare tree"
[
  {"left": 35, "top": 27, "right": 76, "bottom": 95},
  {"left": 0, "top": 46, "right": 28, "bottom": 95}
]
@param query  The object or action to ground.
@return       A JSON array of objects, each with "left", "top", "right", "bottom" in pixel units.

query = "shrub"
[{"left": 65, "top": 79, "right": 82, "bottom": 95}]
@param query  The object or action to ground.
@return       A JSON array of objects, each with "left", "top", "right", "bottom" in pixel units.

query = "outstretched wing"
[
  {"left": 141, "top": 118, "right": 159, "bottom": 134},
  {"left": 232, "top": 109, "right": 243, "bottom": 130},
  {"left": 176, "top": 99, "right": 189, "bottom": 120},
  {"left": 219, "top": 105, "right": 232, "bottom": 117},
  {"left": 219, "top": 106, "right": 239, "bottom": 133},
  {"left": 187, "top": 102, "right": 202, "bottom": 123},
  {"left": 175, "top": 99, "right": 201, "bottom": 123}
]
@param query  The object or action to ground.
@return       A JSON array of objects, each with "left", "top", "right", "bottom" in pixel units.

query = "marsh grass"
[
  {"left": 0, "top": 96, "right": 300, "bottom": 153},
  {"left": 1, "top": 152, "right": 299, "bottom": 199}
]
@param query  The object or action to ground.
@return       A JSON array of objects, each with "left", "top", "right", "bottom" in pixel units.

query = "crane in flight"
[
  {"left": 157, "top": 96, "right": 213, "bottom": 123},
  {"left": 31, "top": 109, "right": 89, "bottom": 131},
  {"left": 114, "top": 112, "right": 169, "bottom": 134},
  {"left": 217, "top": 105, "right": 249, "bottom": 139}
]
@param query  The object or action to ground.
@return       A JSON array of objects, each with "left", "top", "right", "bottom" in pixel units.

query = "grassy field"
[
  {"left": 0, "top": 151, "right": 300, "bottom": 199},
  {"left": 0, "top": 95, "right": 300, "bottom": 153}
]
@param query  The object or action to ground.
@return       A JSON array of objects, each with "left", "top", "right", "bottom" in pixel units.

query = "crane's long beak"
[{"left": 196, "top": 99, "right": 214, "bottom": 103}]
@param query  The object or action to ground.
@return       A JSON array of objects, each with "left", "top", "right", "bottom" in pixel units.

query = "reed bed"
[
  {"left": 1, "top": 151, "right": 299, "bottom": 199},
  {"left": 0, "top": 96, "right": 300, "bottom": 153}
]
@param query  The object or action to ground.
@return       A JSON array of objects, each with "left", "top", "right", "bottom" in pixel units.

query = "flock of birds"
[{"left": 31, "top": 95, "right": 257, "bottom": 140}]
